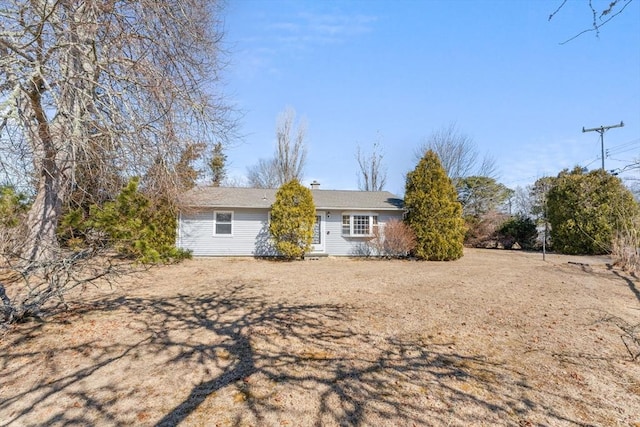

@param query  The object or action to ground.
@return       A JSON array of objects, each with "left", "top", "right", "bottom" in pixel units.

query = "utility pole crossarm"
[
  {"left": 582, "top": 121, "right": 624, "bottom": 171},
  {"left": 582, "top": 121, "right": 624, "bottom": 133}
]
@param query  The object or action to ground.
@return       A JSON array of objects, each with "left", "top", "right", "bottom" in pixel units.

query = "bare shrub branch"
[
  {"left": 612, "top": 217, "right": 639, "bottom": 274},
  {"left": 368, "top": 220, "right": 416, "bottom": 258}
]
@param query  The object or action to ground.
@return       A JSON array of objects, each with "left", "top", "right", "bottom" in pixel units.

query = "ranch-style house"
[{"left": 177, "top": 183, "right": 404, "bottom": 256}]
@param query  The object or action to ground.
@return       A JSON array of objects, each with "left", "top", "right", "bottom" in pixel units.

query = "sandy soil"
[{"left": 1, "top": 248, "right": 639, "bottom": 426}]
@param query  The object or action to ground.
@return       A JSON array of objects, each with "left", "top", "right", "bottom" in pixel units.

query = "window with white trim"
[
  {"left": 342, "top": 213, "right": 378, "bottom": 236},
  {"left": 214, "top": 211, "right": 233, "bottom": 235}
]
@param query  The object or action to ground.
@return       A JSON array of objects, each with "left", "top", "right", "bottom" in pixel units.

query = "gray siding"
[
  {"left": 324, "top": 211, "right": 404, "bottom": 256},
  {"left": 178, "top": 208, "right": 404, "bottom": 257},
  {"left": 178, "top": 208, "right": 276, "bottom": 256}
]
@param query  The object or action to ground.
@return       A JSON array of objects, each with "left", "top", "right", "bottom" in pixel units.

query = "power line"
[
  {"left": 607, "top": 138, "right": 640, "bottom": 152},
  {"left": 606, "top": 139, "right": 640, "bottom": 158},
  {"left": 611, "top": 162, "right": 640, "bottom": 176},
  {"left": 607, "top": 145, "right": 640, "bottom": 157},
  {"left": 607, "top": 149, "right": 636, "bottom": 159},
  {"left": 583, "top": 157, "right": 601, "bottom": 169},
  {"left": 608, "top": 157, "right": 637, "bottom": 163},
  {"left": 582, "top": 121, "right": 624, "bottom": 171}
]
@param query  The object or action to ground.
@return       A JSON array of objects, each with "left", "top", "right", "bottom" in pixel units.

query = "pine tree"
[
  {"left": 88, "top": 178, "right": 190, "bottom": 263},
  {"left": 405, "top": 150, "right": 466, "bottom": 260},
  {"left": 269, "top": 179, "right": 316, "bottom": 259},
  {"left": 0, "top": 186, "right": 29, "bottom": 228},
  {"left": 210, "top": 142, "right": 227, "bottom": 187}
]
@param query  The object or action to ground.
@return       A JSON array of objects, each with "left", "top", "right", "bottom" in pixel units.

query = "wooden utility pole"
[{"left": 582, "top": 121, "right": 624, "bottom": 171}]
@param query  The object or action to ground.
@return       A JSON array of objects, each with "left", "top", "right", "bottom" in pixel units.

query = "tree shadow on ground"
[
  {"left": 607, "top": 265, "right": 640, "bottom": 303},
  {"left": 0, "top": 280, "right": 608, "bottom": 426}
]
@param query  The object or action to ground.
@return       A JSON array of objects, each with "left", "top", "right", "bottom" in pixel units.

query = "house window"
[
  {"left": 214, "top": 211, "right": 233, "bottom": 235},
  {"left": 342, "top": 213, "right": 378, "bottom": 236},
  {"left": 342, "top": 215, "right": 350, "bottom": 235}
]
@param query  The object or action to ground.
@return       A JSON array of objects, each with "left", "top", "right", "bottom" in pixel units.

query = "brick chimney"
[{"left": 310, "top": 180, "right": 320, "bottom": 189}]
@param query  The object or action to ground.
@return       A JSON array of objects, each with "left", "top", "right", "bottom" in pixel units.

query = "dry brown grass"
[{"left": 1, "top": 249, "right": 639, "bottom": 426}]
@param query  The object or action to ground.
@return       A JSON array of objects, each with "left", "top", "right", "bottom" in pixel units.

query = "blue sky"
[{"left": 222, "top": 0, "right": 640, "bottom": 196}]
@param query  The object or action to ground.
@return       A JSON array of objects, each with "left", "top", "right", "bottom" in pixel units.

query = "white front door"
[{"left": 311, "top": 211, "right": 325, "bottom": 253}]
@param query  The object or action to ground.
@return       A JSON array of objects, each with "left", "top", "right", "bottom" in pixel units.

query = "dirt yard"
[{"left": 1, "top": 249, "right": 639, "bottom": 426}]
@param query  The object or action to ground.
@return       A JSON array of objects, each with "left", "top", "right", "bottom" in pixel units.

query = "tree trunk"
[
  {"left": 21, "top": 77, "right": 64, "bottom": 264},
  {"left": 23, "top": 172, "right": 63, "bottom": 263}
]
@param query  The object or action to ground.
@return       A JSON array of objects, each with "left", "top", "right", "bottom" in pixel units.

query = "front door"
[{"left": 311, "top": 211, "right": 325, "bottom": 253}]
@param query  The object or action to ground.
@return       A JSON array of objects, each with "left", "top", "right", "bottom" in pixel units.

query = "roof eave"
[{"left": 183, "top": 204, "right": 403, "bottom": 210}]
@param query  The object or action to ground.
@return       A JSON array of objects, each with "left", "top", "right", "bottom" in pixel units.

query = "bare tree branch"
[
  {"left": 415, "top": 123, "right": 497, "bottom": 182},
  {"left": 1, "top": 245, "right": 141, "bottom": 326},
  {"left": 549, "top": 0, "right": 635, "bottom": 44},
  {"left": 0, "top": 0, "right": 234, "bottom": 263},
  {"left": 548, "top": 0, "right": 569, "bottom": 21},
  {"left": 247, "top": 158, "right": 280, "bottom": 189},
  {"left": 356, "top": 140, "right": 387, "bottom": 191},
  {"left": 247, "top": 107, "right": 307, "bottom": 188},
  {"left": 275, "top": 107, "right": 307, "bottom": 185}
]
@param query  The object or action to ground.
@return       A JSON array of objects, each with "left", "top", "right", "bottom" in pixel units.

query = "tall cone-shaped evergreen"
[
  {"left": 269, "top": 179, "right": 316, "bottom": 259},
  {"left": 405, "top": 150, "right": 466, "bottom": 260}
]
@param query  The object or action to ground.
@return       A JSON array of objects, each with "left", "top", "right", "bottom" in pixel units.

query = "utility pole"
[{"left": 582, "top": 121, "right": 624, "bottom": 171}]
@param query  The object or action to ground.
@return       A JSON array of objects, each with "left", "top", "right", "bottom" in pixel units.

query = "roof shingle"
[{"left": 180, "top": 187, "right": 404, "bottom": 211}]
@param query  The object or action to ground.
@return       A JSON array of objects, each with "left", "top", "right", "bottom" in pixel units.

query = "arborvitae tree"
[
  {"left": 547, "top": 167, "right": 639, "bottom": 255},
  {"left": 405, "top": 150, "right": 466, "bottom": 260},
  {"left": 269, "top": 179, "right": 316, "bottom": 259}
]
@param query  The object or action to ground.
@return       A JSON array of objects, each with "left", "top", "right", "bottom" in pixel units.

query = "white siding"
[{"left": 178, "top": 208, "right": 404, "bottom": 257}]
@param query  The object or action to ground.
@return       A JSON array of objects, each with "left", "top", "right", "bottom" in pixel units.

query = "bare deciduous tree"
[
  {"left": 220, "top": 175, "right": 249, "bottom": 188},
  {"left": 247, "top": 107, "right": 307, "bottom": 188},
  {"left": 0, "top": 0, "right": 231, "bottom": 263},
  {"left": 415, "top": 123, "right": 497, "bottom": 182},
  {"left": 0, "top": 1, "right": 232, "bottom": 325},
  {"left": 246, "top": 158, "right": 280, "bottom": 189},
  {"left": 512, "top": 185, "right": 534, "bottom": 218},
  {"left": 356, "top": 141, "right": 387, "bottom": 191},
  {"left": 275, "top": 107, "right": 307, "bottom": 185}
]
